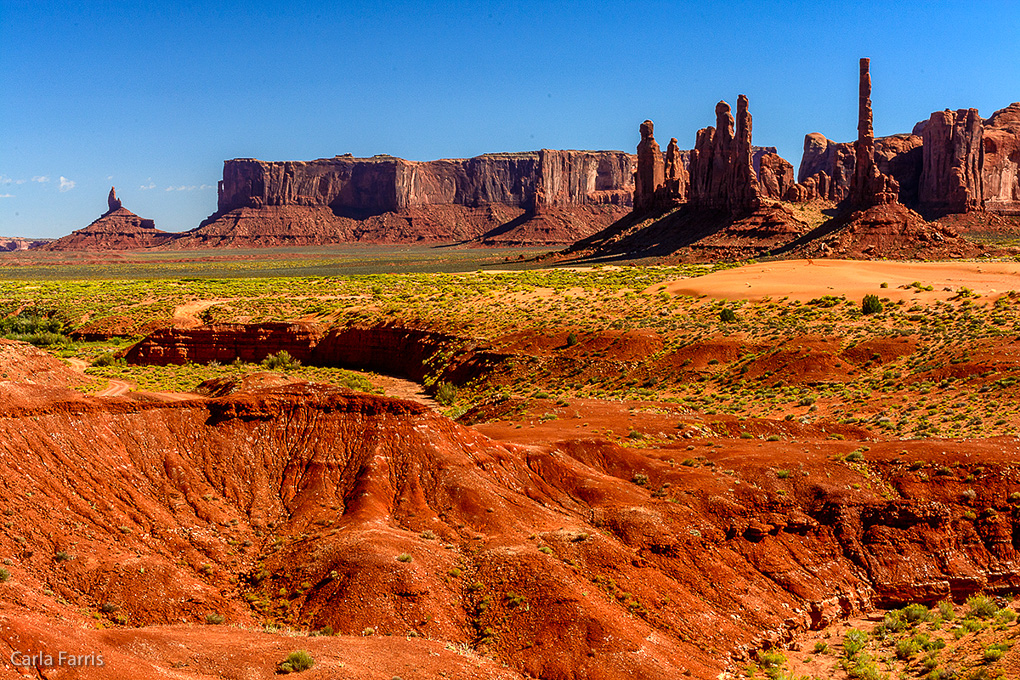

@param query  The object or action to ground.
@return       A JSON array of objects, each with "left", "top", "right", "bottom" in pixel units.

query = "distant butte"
[{"left": 38, "top": 187, "right": 174, "bottom": 251}]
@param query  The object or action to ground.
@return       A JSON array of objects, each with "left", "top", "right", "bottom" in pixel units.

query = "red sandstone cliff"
[{"left": 173, "top": 150, "right": 634, "bottom": 247}]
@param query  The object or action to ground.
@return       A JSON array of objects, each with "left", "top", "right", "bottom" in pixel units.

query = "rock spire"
[
  {"left": 634, "top": 120, "right": 665, "bottom": 210},
  {"left": 848, "top": 58, "right": 899, "bottom": 208},
  {"left": 107, "top": 186, "right": 122, "bottom": 213}
]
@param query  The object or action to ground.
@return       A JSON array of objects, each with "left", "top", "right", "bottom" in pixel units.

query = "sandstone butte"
[{"left": 37, "top": 187, "right": 175, "bottom": 251}]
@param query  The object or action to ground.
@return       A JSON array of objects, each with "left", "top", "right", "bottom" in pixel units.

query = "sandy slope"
[{"left": 657, "top": 259, "right": 1020, "bottom": 302}]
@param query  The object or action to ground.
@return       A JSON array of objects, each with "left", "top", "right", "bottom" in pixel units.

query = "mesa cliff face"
[
  {"left": 214, "top": 151, "right": 634, "bottom": 216},
  {"left": 182, "top": 150, "right": 634, "bottom": 247}
]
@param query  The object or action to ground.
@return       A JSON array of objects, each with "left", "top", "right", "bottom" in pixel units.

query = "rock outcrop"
[
  {"left": 107, "top": 186, "right": 122, "bottom": 212},
  {"left": 634, "top": 120, "right": 665, "bottom": 210},
  {"left": 180, "top": 150, "right": 635, "bottom": 247},
  {"left": 663, "top": 137, "right": 689, "bottom": 202},
  {"left": 793, "top": 80, "right": 1019, "bottom": 219},
  {"left": 0, "top": 236, "right": 52, "bottom": 251},
  {"left": 688, "top": 97, "right": 764, "bottom": 214},
  {"left": 848, "top": 58, "right": 900, "bottom": 208},
  {"left": 919, "top": 109, "right": 984, "bottom": 216},
  {"left": 982, "top": 102, "right": 1020, "bottom": 214},
  {"left": 37, "top": 188, "right": 174, "bottom": 251},
  {"left": 757, "top": 152, "right": 795, "bottom": 201}
]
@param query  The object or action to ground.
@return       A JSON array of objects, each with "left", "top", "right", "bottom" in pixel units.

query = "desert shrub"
[
  {"left": 435, "top": 382, "right": 458, "bottom": 406},
  {"left": 92, "top": 353, "right": 125, "bottom": 367},
  {"left": 205, "top": 612, "right": 225, "bottom": 624},
  {"left": 775, "top": 469, "right": 790, "bottom": 479},
  {"left": 756, "top": 649, "right": 786, "bottom": 678},
  {"left": 396, "top": 553, "right": 412, "bottom": 563},
  {"left": 903, "top": 603, "right": 931, "bottom": 624},
  {"left": 967, "top": 594, "right": 998, "bottom": 619},
  {"left": 53, "top": 551, "right": 73, "bottom": 563},
  {"left": 261, "top": 350, "right": 299, "bottom": 371},
  {"left": 841, "top": 652, "right": 884, "bottom": 680},
  {"left": 843, "top": 628, "right": 868, "bottom": 659},
  {"left": 277, "top": 650, "right": 315, "bottom": 674},
  {"left": 982, "top": 645, "right": 1004, "bottom": 663},
  {"left": 719, "top": 308, "right": 737, "bottom": 323},
  {"left": 938, "top": 600, "right": 956, "bottom": 621},
  {"left": 632, "top": 473, "right": 649, "bottom": 486},
  {"left": 566, "top": 332, "right": 578, "bottom": 346},
  {"left": 862, "top": 294, "right": 883, "bottom": 315},
  {"left": 813, "top": 641, "right": 829, "bottom": 654},
  {"left": 896, "top": 636, "right": 919, "bottom": 660},
  {"left": 881, "top": 609, "right": 908, "bottom": 633},
  {"left": 0, "top": 568, "right": 9, "bottom": 582},
  {"left": 994, "top": 607, "right": 1017, "bottom": 625}
]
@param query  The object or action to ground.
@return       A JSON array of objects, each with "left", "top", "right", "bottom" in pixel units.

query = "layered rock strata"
[
  {"left": 982, "top": 102, "right": 1020, "bottom": 214},
  {"left": 213, "top": 150, "right": 635, "bottom": 218},
  {"left": 918, "top": 108, "right": 984, "bottom": 216}
]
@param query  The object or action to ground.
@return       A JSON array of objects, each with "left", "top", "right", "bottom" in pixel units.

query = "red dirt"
[{"left": 0, "top": 359, "right": 1018, "bottom": 678}]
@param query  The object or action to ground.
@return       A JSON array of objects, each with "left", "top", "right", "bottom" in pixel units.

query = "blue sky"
[{"left": 2, "top": 0, "right": 1018, "bottom": 237}]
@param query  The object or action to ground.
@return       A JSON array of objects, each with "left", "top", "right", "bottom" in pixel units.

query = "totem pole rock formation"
[
  {"left": 634, "top": 120, "right": 665, "bottom": 210},
  {"left": 107, "top": 186, "right": 122, "bottom": 213},
  {"left": 848, "top": 58, "right": 899, "bottom": 208}
]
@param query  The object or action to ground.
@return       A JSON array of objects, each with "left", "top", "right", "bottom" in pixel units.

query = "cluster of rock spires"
[{"left": 634, "top": 99, "right": 795, "bottom": 215}]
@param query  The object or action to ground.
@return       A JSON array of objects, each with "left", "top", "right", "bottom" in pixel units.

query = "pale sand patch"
[{"left": 653, "top": 260, "right": 1020, "bottom": 303}]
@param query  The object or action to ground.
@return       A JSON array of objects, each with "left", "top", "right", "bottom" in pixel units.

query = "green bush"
[
  {"left": 862, "top": 294, "right": 883, "bottom": 315},
  {"left": 205, "top": 612, "right": 225, "bottom": 624},
  {"left": 435, "top": 382, "right": 458, "bottom": 406},
  {"left": 719, "top": 308, "right": 737, "bottom": 323},
  {"left": 843, "top": 628, "right": 868, "bottom": 659},
  {"left": 0, "top": 568, "right": 9, "bottom": 582},
  {"left": 903, "top": 603, "right": 931, "bottom": 624},
  {"left": 756, "top": 649, "right": 787, "bottom": 679},
  {"left": 967, "top": 594, "right": 998, "bottom": 619},
  {"left": 278, "top": 650, "right": 315, "bottom": 674},
  {"left": 566, "top": 331, "right": 578, "bottom": 346},
  {"left": 261, "top": 350, "right": 300, "bottom": 371},
  {"left": 92, "top": 353, "right": 125, "bottom": 368},
  {"left": 937, "top": 600, "right": 955, "bottom": 621},
  {"left": 896, "top": 636, "right": 919, "bottom": 660}
]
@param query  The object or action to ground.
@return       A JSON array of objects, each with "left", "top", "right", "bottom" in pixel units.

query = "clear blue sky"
[{"left": 2, "top": 0, "right": 1018, "bottom": 237}]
